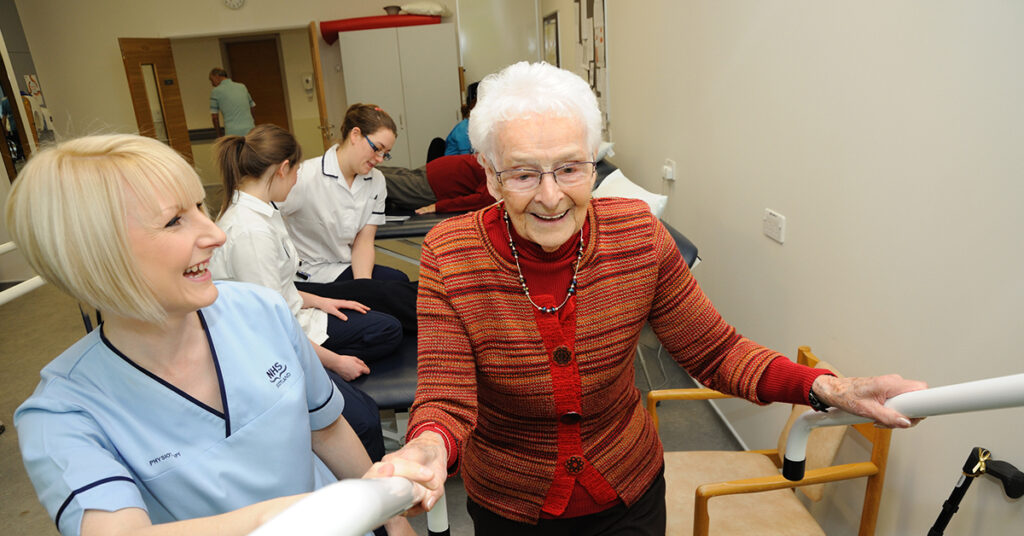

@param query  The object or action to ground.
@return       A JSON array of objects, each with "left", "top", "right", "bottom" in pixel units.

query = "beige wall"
[
  {"left": 608, "top": 2, "right": 1024, "bottom": 534},
  {"left": 540, "top": 0, "right": 581, "bottom": 78},
  {"left": 455, "top": 0, "right": 540, "bottom": 84}
]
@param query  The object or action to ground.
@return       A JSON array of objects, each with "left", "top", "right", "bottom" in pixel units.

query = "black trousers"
[
  {"left": 323, "top": 310, "right": 401, "bottom": 362},
  {"left": 466, "top": 466, "right": 666, "bottom": 536},
  {"left": 295, "top": 278, "right": 418, "bottom": 335}
]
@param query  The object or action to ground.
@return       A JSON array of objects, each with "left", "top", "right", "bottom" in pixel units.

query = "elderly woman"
[
  {"left": 5, "top": 134, "right": 424, "bottom": 536},
  {"left": 387, "top": 62, "right": 925, "bottom": 534}
]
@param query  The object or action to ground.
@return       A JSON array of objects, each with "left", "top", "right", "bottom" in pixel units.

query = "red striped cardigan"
[{"left": 408, "top": 197, "right": 782, "bottom": 523}]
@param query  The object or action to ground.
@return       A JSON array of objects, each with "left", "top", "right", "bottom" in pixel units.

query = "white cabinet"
[{"left": 338, "top": 23, "right": 461, "bottom": 168}]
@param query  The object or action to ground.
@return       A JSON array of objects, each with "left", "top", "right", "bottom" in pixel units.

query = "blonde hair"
[{"left": 4, "top": 134, "right": 205, "bottom": 324}]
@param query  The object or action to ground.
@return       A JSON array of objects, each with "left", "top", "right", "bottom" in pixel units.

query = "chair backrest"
[{"left": 426, "top": 137, "right": 446, "bottom": 163}]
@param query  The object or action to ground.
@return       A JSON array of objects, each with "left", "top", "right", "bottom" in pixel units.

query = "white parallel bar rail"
[
  {"left": 0, "top": 240, "right": 45, "bottom": 307},
  {"left": 783, "top": 373, "right": 1024, "bottom": 480},
  {"left": 249, "top": 477, "right": 447, "bottom": 536}
]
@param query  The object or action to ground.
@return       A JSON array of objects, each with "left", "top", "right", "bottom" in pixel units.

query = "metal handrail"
[
  {"left": 0, "top": 240, "right": 45, "bottom": 307},
  {"left": 783, "top": 373, "right": 1024, "bottom": 481},
  {"left": 249, "top": 477, "right": 449, "bottom": 536}
]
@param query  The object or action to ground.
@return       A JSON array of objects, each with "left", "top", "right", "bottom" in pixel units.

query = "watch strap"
[{"left": 807, "top": 387, "right": 831, "bottom": 412}]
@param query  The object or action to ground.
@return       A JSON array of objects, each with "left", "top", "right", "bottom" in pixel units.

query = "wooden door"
[
  {"left": 225, "top": 38, "right": 289, "bottom": 131},
  {"left": 308, "top": 22, "right": 331, "bottom": 151},
  {"left": 338, "top": 27, "right": 411, "bottom": 167},
  {"left": 118, "top": 38, "right": 192, "bottom": 161}
]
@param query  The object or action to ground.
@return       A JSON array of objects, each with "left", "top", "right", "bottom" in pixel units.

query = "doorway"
[
  {"left": 118, "top": 37, "right": 192, "bottom": 161},
  {"left": 223, "top": 37, "right": 290, "bottom": 131}
]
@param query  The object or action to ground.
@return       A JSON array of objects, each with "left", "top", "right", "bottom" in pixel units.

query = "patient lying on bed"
[{"left": 377, "top": 153, "right": 495, "bottom": 214}]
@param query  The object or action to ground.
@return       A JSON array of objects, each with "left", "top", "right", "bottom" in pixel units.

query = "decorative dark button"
[
  {"left": 560, "top": 412, "right": 582, "bottom": 425},
  {"left": 552, "top": 346, "right": 572, "bottom": 366},
  {"left": 565, "top": 455, "right": 585, "bottom": 475}
]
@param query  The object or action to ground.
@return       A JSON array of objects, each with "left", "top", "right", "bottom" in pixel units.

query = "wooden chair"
[{"left": 646, "top": 346, "right": 892, "bottom": 536}]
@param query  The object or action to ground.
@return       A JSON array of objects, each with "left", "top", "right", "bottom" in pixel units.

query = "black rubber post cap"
[{"left": 783, "top": 458, "right": 805, "bottom": 481}]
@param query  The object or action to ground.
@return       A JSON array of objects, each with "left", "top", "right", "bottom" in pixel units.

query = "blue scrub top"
[
  {"left": 444, "top": 118, "right": 472, "bottom": 155},
  {"left": 15, "top": 282, "right": 345, "bottom": 535}
]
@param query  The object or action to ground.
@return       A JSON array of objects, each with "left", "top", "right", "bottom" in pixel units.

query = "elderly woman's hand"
[
  {"left": 812, "top": 374, "right": 928, "bottom": 428},
  {"left": 376, "top": 431, "right": 450, "bottom": 517}
]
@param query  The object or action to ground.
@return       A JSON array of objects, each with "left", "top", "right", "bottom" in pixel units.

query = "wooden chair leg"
[{"left": 693, "top": 492, "right": 711, "bottom": 536}]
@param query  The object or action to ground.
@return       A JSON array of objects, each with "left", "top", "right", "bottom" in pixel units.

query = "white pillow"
[
  {"left": 597, "top": 141, "right": 615, "bottom": 162},
  {"left": 592, "top": 169, "right": 667, "bottom": 218},
  {"left": 401, "top": 2, "right": 449, "bottom": 16}
]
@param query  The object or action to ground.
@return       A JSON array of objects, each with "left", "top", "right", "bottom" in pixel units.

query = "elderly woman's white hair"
[
  {"left": 4, "top": 134, "right": 206, "bottom": 324},
  {"left": 468, "top": 61, "right": 602, "bottom": 167}
]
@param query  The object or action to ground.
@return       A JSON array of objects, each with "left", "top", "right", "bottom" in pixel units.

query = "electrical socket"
[
  {"left": 762, "top": 208, "right": 786, "bottom": 244},
  {"left": 662, "top": 159, "right": 676, "bottom": 181}
]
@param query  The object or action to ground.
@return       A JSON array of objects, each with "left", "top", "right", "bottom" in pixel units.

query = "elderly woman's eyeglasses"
[
  {"left": 495, "top": 161, "right": 596, "bottom": 192},
  {"left": 362, "top": 134, "right": 392, "bottom": 161}
]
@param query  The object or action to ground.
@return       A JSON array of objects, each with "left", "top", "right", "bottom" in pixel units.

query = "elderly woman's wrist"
[{"left": 811, "top": 374, "right": 840, "bottom": 409}]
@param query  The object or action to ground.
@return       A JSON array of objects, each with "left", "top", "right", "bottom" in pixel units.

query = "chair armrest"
[
  {"left": 691, "top": 462, "right": 881, "bottom": 536},
  {"left": 646, "top": 388, "right": 734, "bottom": 431}
]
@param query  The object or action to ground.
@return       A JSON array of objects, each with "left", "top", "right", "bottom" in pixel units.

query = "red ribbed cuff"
[
  {"left": 407, "top": 421, "right": 459, "bottom": 474},
  {"left": 756, "top": 356, "right": 833, "bottom": 406}
]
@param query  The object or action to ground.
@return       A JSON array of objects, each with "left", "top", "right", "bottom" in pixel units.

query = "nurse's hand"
[
  {"left": 325, "top": 352, "right": 369, "bottom": 380},
  {"left": 376, "top": 431, "right": 449, "bottom": 517},
  {"left": 316, "top": 297, "right": 371, "bottom": 321}
]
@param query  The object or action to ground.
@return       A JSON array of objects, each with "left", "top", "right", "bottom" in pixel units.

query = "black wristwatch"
[{"left": 807, "top": 387, "right": 831, "bottom": 412}]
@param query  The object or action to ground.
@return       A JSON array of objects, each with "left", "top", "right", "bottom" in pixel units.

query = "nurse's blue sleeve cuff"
[{"left": 309, "top": 382, "right": 345, "bottom": 431}]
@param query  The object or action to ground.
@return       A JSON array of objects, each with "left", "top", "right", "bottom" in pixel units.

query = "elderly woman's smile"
[{"left": 490, "top": 115, "right": 595, "bottom": 252}]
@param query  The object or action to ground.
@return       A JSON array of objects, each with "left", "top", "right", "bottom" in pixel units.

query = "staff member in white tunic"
[
  {"left": 279, "top": 103, "right": 409, "bottom": 284},
  {"left": 210, "top": 124, "right": 402, "bottom": 462},
  {"left": 5, "top": 134, "right": 426, "bottom": 536}
]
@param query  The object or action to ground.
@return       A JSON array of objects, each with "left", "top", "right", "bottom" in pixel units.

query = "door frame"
[
  {"left": 308, "top": 21, "right": 331, "bottom": 151},
  {"left": 118, "top": 37, "right": 192, "bottom": 162}
]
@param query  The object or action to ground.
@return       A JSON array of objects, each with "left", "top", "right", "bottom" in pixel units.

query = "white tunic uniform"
[
  {"left": 278, "top": 145, "right": 387, "bottom": 283},
  {"left": 211, "top": 191, "right": 328, "bottom": 344},
  {"left": 15, "top": 282, "right": 345, "bottom": 535}
]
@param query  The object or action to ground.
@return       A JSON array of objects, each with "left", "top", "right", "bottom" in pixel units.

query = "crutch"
[{"left": 927, "top": 446, "right": 1023, "bottom": 536}]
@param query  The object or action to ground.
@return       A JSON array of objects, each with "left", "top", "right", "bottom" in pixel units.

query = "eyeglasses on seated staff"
[
  {"left": 495, "top": 161, "right": 596, "bottom": 192},
  {"left": 362, "top": 134, "right": 392, "bottom": 161}
]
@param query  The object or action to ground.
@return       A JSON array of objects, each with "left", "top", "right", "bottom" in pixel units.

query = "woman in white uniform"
[
  {"left": 6, "top": 134, "right": 425, "bottom": 536},
  {"left": 278, "top": 103, "right": 410, "bottom": 284},
  {"left": 210, "top": 124, "right": 401, "bottom": 461}
]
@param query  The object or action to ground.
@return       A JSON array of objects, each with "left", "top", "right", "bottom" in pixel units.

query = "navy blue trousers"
[{"left": 325, "top": 370, "right": 386, "bottom": 462}]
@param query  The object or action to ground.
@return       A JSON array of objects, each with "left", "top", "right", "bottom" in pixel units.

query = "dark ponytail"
[
  {"left": 339, "top": 103, "right": 397, "bottom": 142},
  {"left": 213, "top": 124, "right": 302, "bottom": 218}
]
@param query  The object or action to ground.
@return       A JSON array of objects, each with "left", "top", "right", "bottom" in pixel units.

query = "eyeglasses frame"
[
  {"left": 494, "top": 160, "right": 597, "bottom": 191},
  {"left": 362, "top": 133, "right": 392, "bottom": 161}
]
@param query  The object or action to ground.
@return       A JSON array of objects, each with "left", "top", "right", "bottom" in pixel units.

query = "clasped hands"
[{"left": 363, "top": 431, "right": 450, "bottom": 518}]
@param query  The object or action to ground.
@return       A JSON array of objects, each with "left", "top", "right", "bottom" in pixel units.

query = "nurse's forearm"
[
  {"left": 349, "top": 227, "right": 376, "bottom": 279},
  {"left": 312, "top": 415, "right": 374, "bottom": 480},
  {"left": 81, "top": 495, "right": 306, "bottom": 536}
]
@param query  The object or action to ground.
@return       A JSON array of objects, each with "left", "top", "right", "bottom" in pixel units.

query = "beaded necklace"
[{"left": 503, "top": 210, "right": 584, "bottom": 314}]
